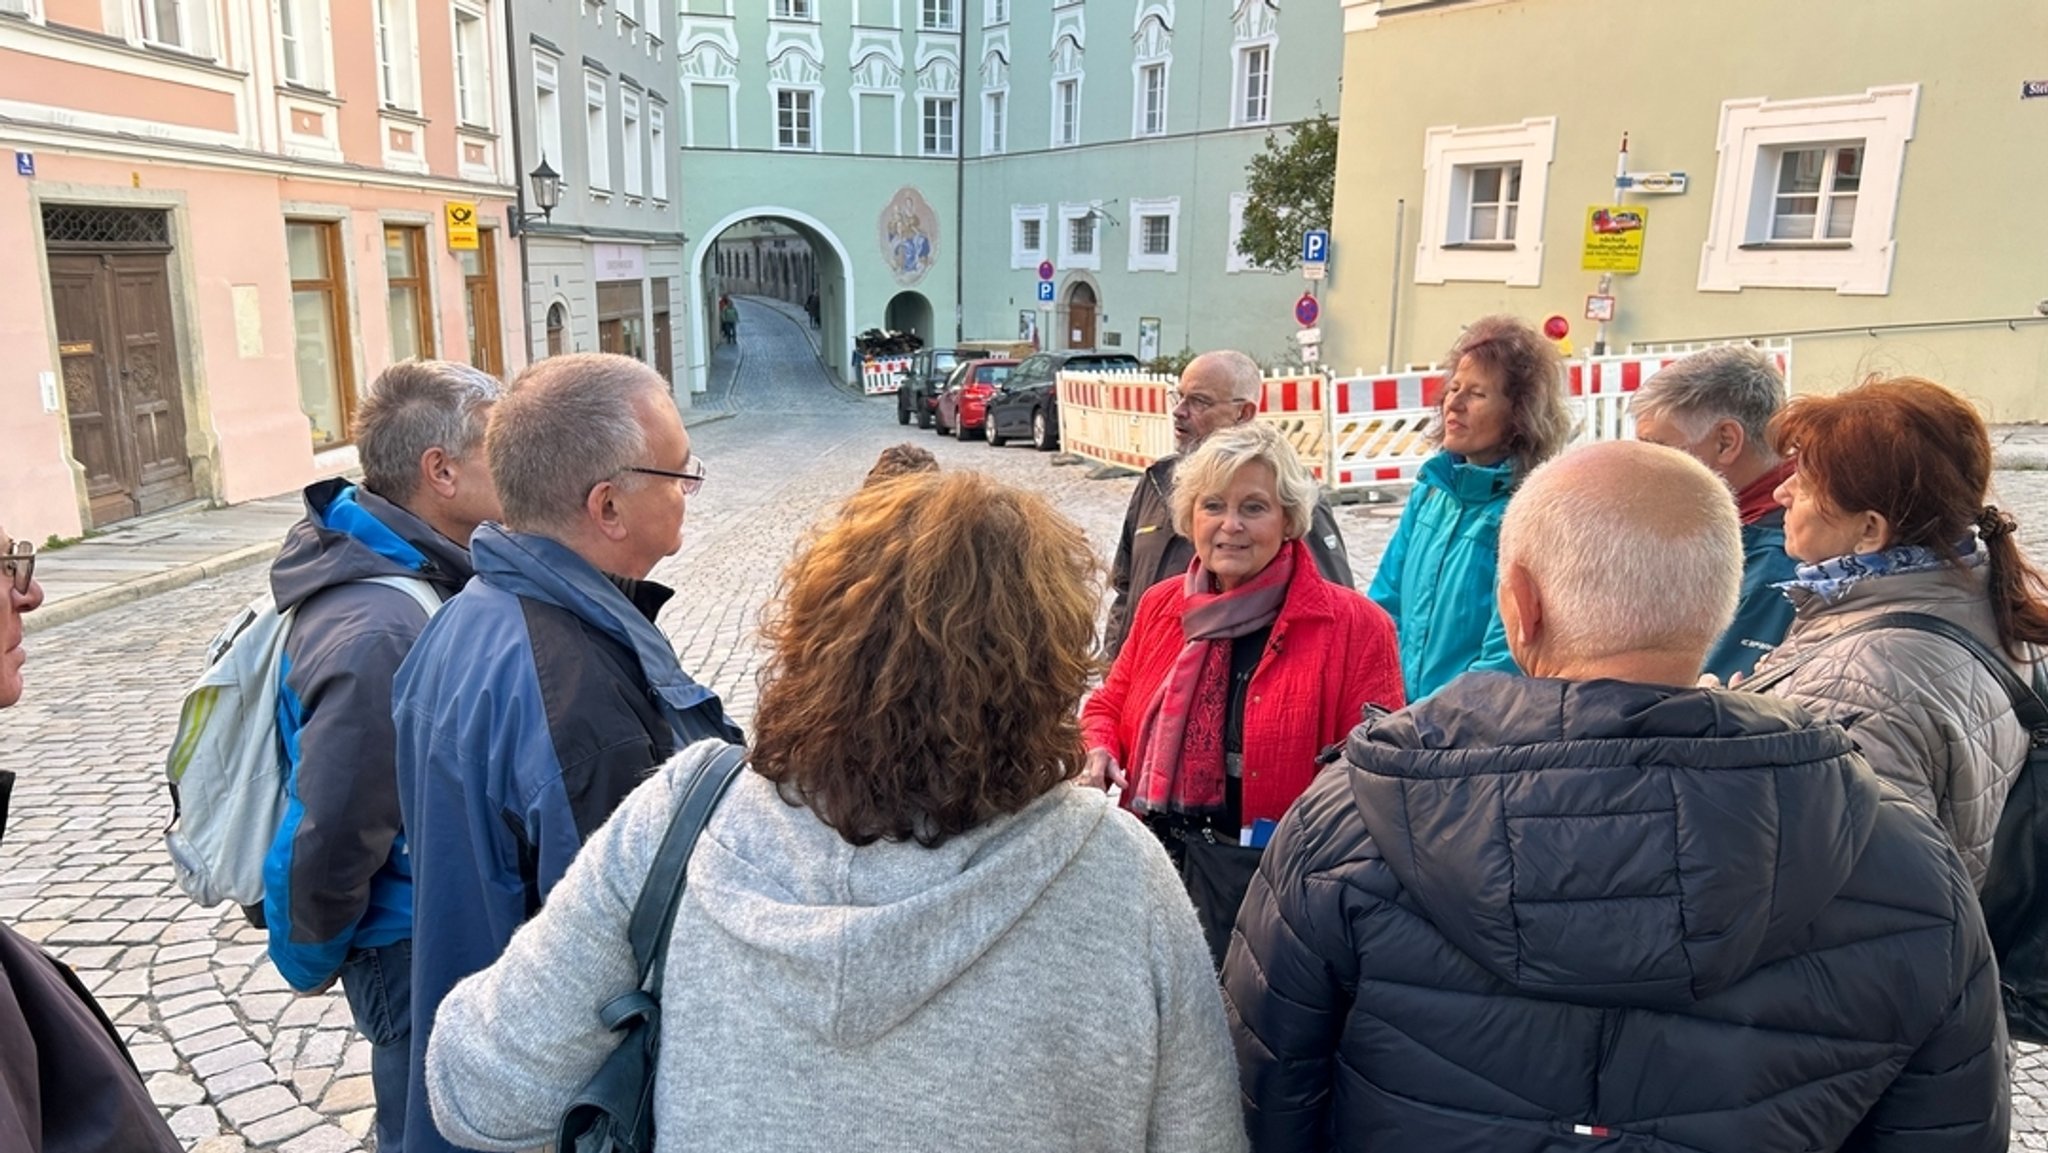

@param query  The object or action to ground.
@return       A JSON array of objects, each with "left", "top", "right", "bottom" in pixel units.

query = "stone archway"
[
  {"left": 884, "top": 291, "right": 933, "bottom": 343},
  {"left": 690, "top": 206, "right": 857, "bottom": 391}
]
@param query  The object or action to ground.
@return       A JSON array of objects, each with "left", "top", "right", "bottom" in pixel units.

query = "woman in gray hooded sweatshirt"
[{"left": 424, "top": 470, "right": 1247, "bottom": 1153}]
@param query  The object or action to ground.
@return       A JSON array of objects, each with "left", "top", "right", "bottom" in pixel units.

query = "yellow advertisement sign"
[
  {"left": 1581, "top": 205, "right": 1647, "bottom": 273},
  {"left": 445, "top": 201, "right": 479, "bottom": 251}
]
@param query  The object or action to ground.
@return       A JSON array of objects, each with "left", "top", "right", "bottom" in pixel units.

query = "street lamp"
[{"left": 511, "top": 158, "right": 560, "bottom": 234}]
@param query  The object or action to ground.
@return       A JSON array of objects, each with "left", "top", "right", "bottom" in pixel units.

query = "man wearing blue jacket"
[
  {"left": 1630, "top": 344, "right": 1797, "bottom": 681},
  {"left": 263, "top": 360, "right": 503, "bottom": 1153},
  {"left": 393, "top": 353, "right": 740, "bottom": 1153}
]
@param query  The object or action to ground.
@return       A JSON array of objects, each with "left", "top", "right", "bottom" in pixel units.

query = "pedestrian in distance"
[
  {"left": 1227, "top": 439, "right": 2008, "bottom": 1152},
  {"left": 261, "top": 359, "right": 503, "bottom": 1153},
  {"left": 720, "top": 297, "right": 739, "bottom": 346},
  {"left": 804, "top": 290, "right": 820, "bottom": 327},
  {"left": 1367, "top": 314, "right": 1572, "bottom": 700},
  {"left": 1082, "top": 423, "right": 1403, "bottom": 964},
  {"left": 1740, "top": 375, "right": 2048, "bottom": 888},
  {"left": 1104, "top": 349, "right": 1353, "bottom": 660},
  {"left": 423, "top": 471, "right": 1247, "bottom": 1153},
  {"left": 1631, "top": 344, "right": 1797, "bottom": 681},
  {"left": 391, "top": 352, "right": 741, "bottom": 1153},
  {"left": 0, "top": 532, "right": 183, "bottom": 1153}
]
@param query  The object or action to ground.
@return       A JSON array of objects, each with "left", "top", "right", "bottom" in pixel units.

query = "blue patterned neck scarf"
[{"left": 1777, "top": 537, "right": 1985, "bottom": 605}]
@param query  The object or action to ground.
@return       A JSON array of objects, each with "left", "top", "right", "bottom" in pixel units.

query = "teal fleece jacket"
[{"left": 1367, "top": 452, "right": 1518, "bottom": 700}]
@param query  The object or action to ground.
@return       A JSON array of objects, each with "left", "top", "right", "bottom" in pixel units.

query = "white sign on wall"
[{"left": 593, "top": 243, "right": 647, "bottom": 281}]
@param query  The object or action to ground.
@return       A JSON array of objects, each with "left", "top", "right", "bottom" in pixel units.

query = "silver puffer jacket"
[{"left": 1752, "top": 564, "right": 2034, "bottom": 887}]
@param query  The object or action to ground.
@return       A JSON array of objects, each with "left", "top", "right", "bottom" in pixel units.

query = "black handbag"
[
  {"left": 556, "top": 744, "right": 748, "bottom": 1153},
  {"left": 1178, "top": 827, "right": 1264, "bottom": 970},
  {"left": 1748, "top": 612, "right": 2048, "bottom": 1041}
]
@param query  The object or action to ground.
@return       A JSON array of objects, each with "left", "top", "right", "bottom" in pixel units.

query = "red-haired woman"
[{"left": 1747, "top": 376, "right": 2048, "bottom": 887}]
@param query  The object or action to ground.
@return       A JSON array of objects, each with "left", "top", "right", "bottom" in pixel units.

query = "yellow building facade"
[{"left": 1326, "top": 0, "right": 2048, "bottom": 416}]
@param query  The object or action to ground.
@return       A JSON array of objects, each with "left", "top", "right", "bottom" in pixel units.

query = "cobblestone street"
[{"left": 3, "top": 299, "right": 2046, "bottom": 1149}]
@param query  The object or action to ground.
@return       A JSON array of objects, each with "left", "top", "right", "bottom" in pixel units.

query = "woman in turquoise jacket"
[{"left": 1368, "top": 316, "right": 1573, "bottom": 699}]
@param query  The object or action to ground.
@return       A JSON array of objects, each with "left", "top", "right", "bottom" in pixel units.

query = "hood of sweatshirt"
[
  {"left": 271, "top": 478, "right": 474, "bottom": 611},
  {"left": 687, "top": 758, "right": 1113, "bottom": 1048}
]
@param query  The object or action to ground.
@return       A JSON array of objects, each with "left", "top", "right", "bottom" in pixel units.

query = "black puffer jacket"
[{"left": 1223, "top": 674, "right": 2007, "bottom": 1153}]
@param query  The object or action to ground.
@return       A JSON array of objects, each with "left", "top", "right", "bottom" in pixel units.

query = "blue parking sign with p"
[
  {"left": 1302, "top": 229, "right": 1330, "bottom": 264},
  {"left": 1036, "top": 281, "right": 1055, "bottom": 302}
]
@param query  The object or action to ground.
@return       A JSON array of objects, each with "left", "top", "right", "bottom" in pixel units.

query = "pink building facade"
[{"left": 0, "top": 0, "right": 525, "bottom": 542}]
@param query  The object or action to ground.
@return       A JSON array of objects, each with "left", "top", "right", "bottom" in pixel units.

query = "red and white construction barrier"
[
  {"left": 861, "top": 356, "right": 913, "bottom": 396},
  {"left": 1055, "top": 371, "right": 1175, "bottom": 470}
]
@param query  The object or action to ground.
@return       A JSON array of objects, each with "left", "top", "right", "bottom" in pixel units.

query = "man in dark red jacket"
[
  {"left": 1225, "top": 442, "right": 2006, "bottom": 1152},
  {"left": 0, "top": 529, "right": 180, "bottom": 1153}
]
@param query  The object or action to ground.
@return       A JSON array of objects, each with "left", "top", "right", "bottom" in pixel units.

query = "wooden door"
[
  {"left": 463, "top": 230, "right": 503, "bottom": 377},
  {"left": 1067, "top": 299, "right": 1097, "bottom": 350},
  {"left": 49, "top": 252, "right": 194, "bottom": 527}
]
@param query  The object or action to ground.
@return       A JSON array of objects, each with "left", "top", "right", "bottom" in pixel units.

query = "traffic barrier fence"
[{"left": 861, "top": 356, "right": 913, "bottom": 396}]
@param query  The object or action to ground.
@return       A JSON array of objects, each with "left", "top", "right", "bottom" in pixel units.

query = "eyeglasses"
[
  {"left": 1168, "top": 389, "right": 1228, "bottom": 413},
  {"left": 624, "top": 455, "right": 707, "bottom": 496},
  {"left": 1, "top": 540, "right": 34, "bottom": 597}
]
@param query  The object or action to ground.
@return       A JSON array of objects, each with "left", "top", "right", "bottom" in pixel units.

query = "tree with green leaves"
[{"left": 1237, "top": 111, "right": 1338, "bottom": 273}]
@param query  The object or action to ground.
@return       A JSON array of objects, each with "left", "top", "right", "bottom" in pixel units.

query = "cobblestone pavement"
[{"left": 1, "top": 299, "right": 2046, "bottom": 1148}]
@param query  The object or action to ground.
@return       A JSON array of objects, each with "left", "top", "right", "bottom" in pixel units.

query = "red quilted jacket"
[{"left": 1083, "top": 539, "right": 1405, "bottom": 824}]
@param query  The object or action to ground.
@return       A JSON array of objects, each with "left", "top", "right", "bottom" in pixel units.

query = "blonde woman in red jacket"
[{"left": 1082, "top": 425, "right": 1404, "bottom": 958}]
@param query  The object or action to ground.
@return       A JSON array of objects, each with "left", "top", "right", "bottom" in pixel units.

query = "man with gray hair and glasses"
[
  {"left": 262, "top": 358, "right": 503, "bottom": 1153},
  {"left": 1104, "top": 349, "right": 1353, "bottom": 657},
  {"left": 1630, "top": 344, "right": 1797, "bottom": 681},
  {"left": 390, "top": 353, "right": 740, "bottom": 1153}
]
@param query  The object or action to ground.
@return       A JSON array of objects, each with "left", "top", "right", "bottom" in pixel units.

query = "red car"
[{"left": 934, "top": 358, "right": 1018, "bottom": 440}]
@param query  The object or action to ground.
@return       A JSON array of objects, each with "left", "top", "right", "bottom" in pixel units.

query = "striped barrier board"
[
  {"left": 861, "top": 356, "right": 913, "bottom": 396},
  {"left": 1254, "top": 374, "right": 1330, "bottom": 480},
  {"left": 1055, "top": 371, "right": 1175, "bottom": 471},
  {"left": 1325, "top": 371, "right": 1446, "bottom": 493}
]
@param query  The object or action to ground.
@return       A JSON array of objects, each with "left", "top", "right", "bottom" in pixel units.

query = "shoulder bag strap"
[
  {"left": 1861, "top": 612, "right": 2048, "bottom": 735},
  {"left": 624, "top": 742, "right": 748, "bottom": 999},
  {"left": 1741, "top": 616, "right": 1900, "bottom": 695}
]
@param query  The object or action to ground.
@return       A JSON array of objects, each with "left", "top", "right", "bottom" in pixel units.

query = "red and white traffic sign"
[{"left": 1295, "top": 293, "right": 1321, "bottom": 327}]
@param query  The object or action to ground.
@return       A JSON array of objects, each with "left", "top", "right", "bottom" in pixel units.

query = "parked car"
[
  {"left": 984, "top": 350, "right": 1142, "bottom": 451},
  {"left": 934, "top": 358, "right": 1018, "bottom": 439},
  {"left": 895, "top": 340, "right": 1034, "bottom": 428}
]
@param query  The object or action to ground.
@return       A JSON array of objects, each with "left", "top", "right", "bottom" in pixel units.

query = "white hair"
[
  {"left": 1185, "top": 350, "right": 1263, "bottom": 404},
  {"left": 1500, "top": 442, "right": 1741, "bottom": 664},
  {"left": 1170, "top": 422, "right": 1318, "bottom": 541},
  {"left": 1630, "top": 344, "right": 1785, "bottom": 456}
]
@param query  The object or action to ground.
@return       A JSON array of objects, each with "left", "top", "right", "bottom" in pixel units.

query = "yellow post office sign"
[
  {"left": 1581, "top": 205, "right": 1647, "bottom": 273},
  {"left": 445, "top": 202, "right": 479, "bottom": 250}
]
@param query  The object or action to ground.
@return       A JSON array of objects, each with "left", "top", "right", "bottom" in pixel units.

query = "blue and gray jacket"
[
  {"left": 262, "top": 478, "right": 473, "bottom": 992},
  {"left": 1702, "top": 508, "right": 1799, "bottom": 682},
  {"left": 393, "top": 522, "right": 740, "bottom": 1153}
]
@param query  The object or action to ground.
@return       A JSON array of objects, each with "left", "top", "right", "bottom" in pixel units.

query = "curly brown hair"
[
  {"left": 750, "top": 471, "right": 1101, "bottom": 847},
  {"left": 1426, "top": 314, "right": 1574, "bottom": 477}
]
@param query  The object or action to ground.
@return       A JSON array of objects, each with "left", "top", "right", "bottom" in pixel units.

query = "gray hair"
[
  {"left": 1184, "top": 350, "right": 1263, "bottom": 403},
  {"left": 1170, "top": 422, "right": 1319, "bottom": 541},
  {"left": 354, "top": 359, "right": 503, "bottom": 503},
  {"left": 1500, "top": 441, "right": 1741, "bottom": 665},
  {"left": 1630, "top": 345, "right": 1785, "bottom": 455},
  {"left": 487, "top": 353, "right": 668, "bottom": 534}
]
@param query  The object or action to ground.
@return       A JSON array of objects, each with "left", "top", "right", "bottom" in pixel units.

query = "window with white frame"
[
  {"left": 452, "top": 5, "right": 490, "bottom": 127},
  {"left": 776, "top": 88, "right": 815, "bottom": 151},
  {"left": 617, "top": 0, "right": 635, "bottom": 25},
  {"left": 141, "top": 0, "right": 214, "bottom": 55},
  {"left": 585, "top": 74, "right": 611, "bottom": 191},
  {"left": 1053, "top": 78, "right": 1079, "bottom": 147},
  {"left": 984, "top": 0, "right": 1006, "bottom": 24},
  {"left": 1699, "top": 85, "right": 1917, "bottom": 295},
  {"left": 984, "top": 89, "right": 1007, "bottom": 155},
  {"left": 773, "top": 0, "right": 811, "bottom": 18},
  {"left": 921, "top": 97, "right": 957, "bottom": 157},
  {"left": 621, "top": 88, "right": 643, "bottom": 197},
  {"left": 375, "top": 0, "right": 418, "bottom": 110},
  {"left": 1415, "top": 117, "right": 1557, "bottom": 287},
  {"left": 1128, "top": 196, "right": 1179, "bottom": 273},
  {"left": 1234, "top": 43, "right": 1271, "bottom": 127},
  {"left": 1136, "top": 62, "right": 1166, "bottom": 137},
  {"left": 920, "top": 0, "right": 954, "bottom": 31},
  {"left": 1010, "top": 204, "right": 1047, "bottom": 269},
  {"left": 1225, "top": 191, "right": 1256, "bottom": 274},
  {"left": 1453, "top": 162, "right": 1522, "bottom": 246},
  {"left": 1767, "top": 144, "right": 1862, "bottom": 242},
  {"left": 649, "top": 103, "right": 667, "bottom": 201},
  {"left": 0, "top": 0, "right": 30, "bottom": 15},
  {"left": 1058, "top": 203, "right": 1101, "bottom": 271},
  {"left": 277, "top": 0, "right": 327, "bottom": 88},
  {"left": 534, "top": 52, "right": 564, "bottom": 173}
]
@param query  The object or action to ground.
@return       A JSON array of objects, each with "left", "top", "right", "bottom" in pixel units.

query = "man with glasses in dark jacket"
[
  {"left": 392, "top": 353, "right": 740, "bottom": 1153},
  {"left": 0, "top": 533, "right": 181, "bottom": 1152},
  {"left": 1225, "top": 440, "right": 2007, "bottom": 1152}
]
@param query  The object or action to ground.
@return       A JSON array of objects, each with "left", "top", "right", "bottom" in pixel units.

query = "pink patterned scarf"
[{"left": 1129, "top": 542, "right": 1297, "bottom": 817}]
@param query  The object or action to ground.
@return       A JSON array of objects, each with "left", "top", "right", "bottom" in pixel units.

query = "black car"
[
  {"left": 984, "top": 350, "right": 1141, "bottom": 451},
  {"left": 895, "top": 347, "right": 1005, "bottom": 428}
]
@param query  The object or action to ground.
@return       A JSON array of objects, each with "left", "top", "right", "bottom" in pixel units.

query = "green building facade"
[{"left": 674, "top": 0, "right": 1342, "bottom": 391}]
